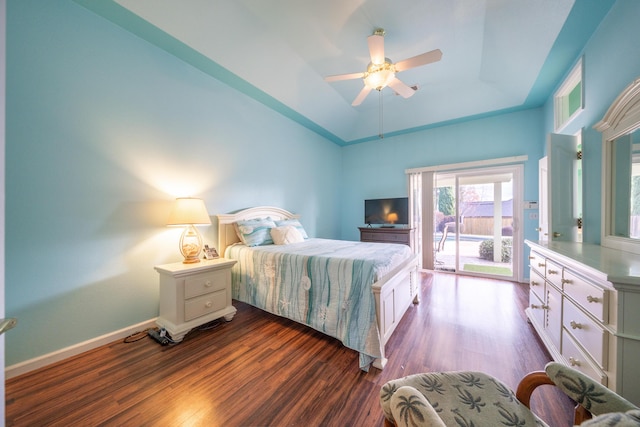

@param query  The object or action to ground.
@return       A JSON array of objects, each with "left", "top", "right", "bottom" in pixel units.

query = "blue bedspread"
[{"left": 225, "top": 238, "right": 414, "bottom": 370}]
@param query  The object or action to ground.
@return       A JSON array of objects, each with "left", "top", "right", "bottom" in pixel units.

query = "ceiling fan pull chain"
[{"left": 379, "top": 90, "right": 384, "bottom": 139}]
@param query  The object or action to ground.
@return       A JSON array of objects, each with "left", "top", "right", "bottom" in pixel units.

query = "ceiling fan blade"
[
  {"left": 394, "top": 49, "right": 443, "bottom": 72},
  {"left": 324, "top": 72, "right": 365, "bottom": 82},
  {"left": 367, "top": 33, "right": 385, "bottom": 65},
  {"left": 352, "top": 85, "right": 372, "bottom": 106},
  {"left": 388, "top": 77, "right": 416, "bottom": 98}
]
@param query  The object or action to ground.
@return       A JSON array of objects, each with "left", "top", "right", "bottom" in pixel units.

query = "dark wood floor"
[{"left": 6, "top": 272, "right": 574, "bottom": 426}]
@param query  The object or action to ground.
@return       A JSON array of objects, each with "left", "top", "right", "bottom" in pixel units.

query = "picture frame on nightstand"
[{"left": 203, "top": 245, "right": 219, "bottom": 260}]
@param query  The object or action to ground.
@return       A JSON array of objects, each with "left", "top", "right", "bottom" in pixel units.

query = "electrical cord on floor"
[
  {"left": 123, "top": 319, "right": 225, "bottom": 345},
  {"left": 123, "top": 329, "right": 150, "bottom": 343},
  {"left": 197, "top": 318, "right": 225, "bottom": 331}
]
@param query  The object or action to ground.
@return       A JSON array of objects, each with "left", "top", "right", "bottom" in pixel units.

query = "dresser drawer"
[
  {"left": 562, "top": 329, "right": 607, "bottom": 386},
  {"left": 361, "top": 231, "right": 409, "bottom": 244},
  {"left": 529, "top": 269, "right": 545, "bottom": 303},
  {"left": 545, "top": 258, "right": 563, "bottom": 290},
  {"left": 529, "top": 251, "right": 546, "bottom": 278},
  {"left": 184, "top": 270, "right": 228, "bottom": 299},
  {"left": 562, "top": 270, "right": 608, "bottom": 323},
  {"left": 528, "top": 289, "right": 546, "bottom": 330},
  {"left": 563, "top": 298, "right": 608, "bottom": 368},
  {"left": 546, "top": 284, "right": 563, "bottom": 350},
  {"left": 184, "top": 289, "right": 228, "bottom": 322}
]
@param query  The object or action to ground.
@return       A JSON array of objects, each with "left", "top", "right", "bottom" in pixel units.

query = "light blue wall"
[
  {"left": 5, "top": 1, "right": 341, "bottom": 365},
  {"left": 541, "top": 0, "right": 640, "bottom": 244},
  {"left": 340, "top": 108, "right": 544, "bottom": 250},
  {"left": 7, "top": 0, "right": 640, "bottom": 368}
]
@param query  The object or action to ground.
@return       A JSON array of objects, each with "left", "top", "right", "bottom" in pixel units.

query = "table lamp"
[{"left": 167, "top": 197, "right": 212, "bottom": 263}]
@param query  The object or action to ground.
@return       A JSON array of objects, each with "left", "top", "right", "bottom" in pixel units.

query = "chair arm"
[{"left": 515, "top": 370, "right": 555, "bottom": 409}]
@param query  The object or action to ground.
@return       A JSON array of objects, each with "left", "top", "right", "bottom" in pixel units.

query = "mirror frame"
[{"left": 594, "top": 76, "right": 640, "bottom": 254}]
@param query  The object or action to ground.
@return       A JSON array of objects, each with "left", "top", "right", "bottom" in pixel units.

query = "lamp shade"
[{"left": 167, "top": 198, "right": 212, "bottom": 226}]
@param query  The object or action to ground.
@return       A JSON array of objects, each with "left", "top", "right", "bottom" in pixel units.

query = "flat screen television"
[{"left": 364, "top": 197, "right": 409, "bottom": 226}]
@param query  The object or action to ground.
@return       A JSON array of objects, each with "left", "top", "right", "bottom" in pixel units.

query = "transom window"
[{"left": 554, "top": 57, "right": 583, "bottom": 131}]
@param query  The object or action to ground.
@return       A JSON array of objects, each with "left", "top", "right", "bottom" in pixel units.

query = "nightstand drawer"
[
  {"left": 184, "top": 270, "right": 228, "bottom": 299},
  {"left": 562, "top": 270, "right": 608, "bottom": 322},
  {"left": 184, "top": 289, "right": 228, "bottom": 322}
]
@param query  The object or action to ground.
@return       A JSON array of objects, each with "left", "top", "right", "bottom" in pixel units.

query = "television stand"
[{"left": 359, "top": 227, "right": 414, "bottom": 249}]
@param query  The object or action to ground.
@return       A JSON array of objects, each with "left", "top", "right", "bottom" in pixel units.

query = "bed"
[{"left": 217, "top": 206, "right": 419, "bottom": 371}]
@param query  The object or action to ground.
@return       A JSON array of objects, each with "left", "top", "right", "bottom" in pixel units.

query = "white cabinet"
[
  {"left": 154, "top": 258, "right": 237, "bottom": 342},
  {"left": 525, "top": 240, "right": 640, "bottom": 405}
]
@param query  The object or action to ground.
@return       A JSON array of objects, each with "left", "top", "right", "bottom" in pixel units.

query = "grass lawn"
[{"left": 463, "top": 263, "right": 512, "bottom": 276}]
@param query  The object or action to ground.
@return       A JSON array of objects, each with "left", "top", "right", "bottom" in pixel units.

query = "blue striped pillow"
[
  {"left": 235, "top": 217, "right": 277, "bottom": 246},
  {"left": 275, "top": 219, "right": 308, "bottom": 239}
]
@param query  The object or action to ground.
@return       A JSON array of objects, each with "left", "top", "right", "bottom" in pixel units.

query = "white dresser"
[
  {"left": 154, "top": 258, "right": 237, "bottom": 342},
  {"left": 525, "top": 240, "right": 640, "bottom": 405}
]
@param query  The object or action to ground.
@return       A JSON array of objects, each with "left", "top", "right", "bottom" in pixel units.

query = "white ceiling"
[{"left": 78, "top": 0, "right": 614, "bottom": 145}]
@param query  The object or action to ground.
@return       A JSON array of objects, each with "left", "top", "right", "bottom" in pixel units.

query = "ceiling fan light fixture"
[{"left": 364, "top": 60, "right": 396, "bottom": 91}]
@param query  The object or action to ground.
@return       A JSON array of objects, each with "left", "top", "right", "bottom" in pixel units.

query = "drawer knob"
[
  {"left": 548, "top": 269, "right": 558, "bottom": 275},
  {"left": 561, "top": 279, "right": 571, "bottom": 284},
  {"left": 530, "top": 304, "right": 540, "bottom": 310},
  {"left": 570, "top": 320, "right": 583, "bottom": 330},
  {"left": 568, "top": 357, "right": 581, "bottom": 367},
  {"left": 205, "top": 301, "right": 213, "bottom": 308},
  {"left": 538, "top": 263, "right": 545, "bottom": 268},
  {"left": 586, "top": 295, "right": 600, "bottom": 303},
  {"left": 531, "top": 280, "right": 539, "bottom": 286},
  {"left": 205, "top": 281, "right": 213, "bottom": 287}
]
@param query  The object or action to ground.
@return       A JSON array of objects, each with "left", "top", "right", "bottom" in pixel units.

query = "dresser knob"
[
  {"left": 570, "top": 320, "right": 582, "bottom": 330},
  {"left": 561, "top": 278, "right": 571, "bottom": 284},
  {"left": 530, "top": 304, "right": 540, "bottom": 310},
  {"left": 529, "top": 256, "right": 535, "bottom": 260},
  {"left": 568, "top": 357, "right": 580, "bottom": 367},
  {"left": 205, "top": 301, "right": 213, "bottom": 308},
  {"left": 538, "top": 263, "right": 545, "bottom": 268},
  {"left": 531, "top": 280, "right": 539, "bottom": 286},
  {"left": 548, "top": 269, "right": 558, "bottom": 275},
  {"left": 586, "top": 295, "right": 600, "bottom": 303}
]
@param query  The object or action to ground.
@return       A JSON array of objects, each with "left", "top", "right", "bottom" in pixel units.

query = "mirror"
[
  {"left": 609, "top": 129, "right": 640, "bottom": 240},
  {"left": 595, "top": 77, "right": 640, "bottom": 254}
]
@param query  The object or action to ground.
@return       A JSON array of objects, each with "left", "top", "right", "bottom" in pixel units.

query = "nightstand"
[{"left": 154, "top": 258, "right": 237, "bottom": 342}]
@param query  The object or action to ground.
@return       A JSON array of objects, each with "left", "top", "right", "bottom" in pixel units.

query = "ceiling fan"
[{"left": 325, "top": 29, "right": 442, "bottom": 106}]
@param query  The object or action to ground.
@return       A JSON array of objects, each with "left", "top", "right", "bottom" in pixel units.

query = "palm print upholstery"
[
  {"left": 381, "top": 371, "right": 545, "bottom": 427},
  {"left": 380, "top": 362, "right": 640, "bottom": 427}
]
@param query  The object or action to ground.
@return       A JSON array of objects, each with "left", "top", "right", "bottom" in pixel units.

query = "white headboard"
[{"left": 217, "top": 206, "right": 300, "bottom": 256}]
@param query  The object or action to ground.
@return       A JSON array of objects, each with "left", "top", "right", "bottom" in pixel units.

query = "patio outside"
[{"left": 434, "top": 231, "right": 513, "bottom": 277}]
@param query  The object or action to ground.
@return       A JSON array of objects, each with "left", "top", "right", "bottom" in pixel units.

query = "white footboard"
[{"left": 371, "top": 254, "right": 419, "bottom": 369}]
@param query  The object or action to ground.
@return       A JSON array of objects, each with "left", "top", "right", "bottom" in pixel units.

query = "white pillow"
[{"left": 270, "top": 226, "right": 305, "bottom": 245}]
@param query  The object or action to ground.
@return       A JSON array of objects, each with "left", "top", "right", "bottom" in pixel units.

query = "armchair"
[{"left": 380, "top": 362, "right": 639, "bottom": 427}]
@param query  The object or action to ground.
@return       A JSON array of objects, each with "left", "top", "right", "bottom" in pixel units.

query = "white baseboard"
[{"left": 5, "top": 318, "right": 157, "bottom": 379}]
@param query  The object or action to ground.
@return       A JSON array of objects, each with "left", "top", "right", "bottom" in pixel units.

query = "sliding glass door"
[{"left": 433, "top": 166, "right": 519, "bottom": 281}]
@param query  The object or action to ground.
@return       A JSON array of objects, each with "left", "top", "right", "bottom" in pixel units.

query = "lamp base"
[{"left": 179, "top": 225, "right": 204, "bottom": 264}]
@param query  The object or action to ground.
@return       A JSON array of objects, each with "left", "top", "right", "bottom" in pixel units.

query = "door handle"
[{"left": 0, "top": 318, "right": 17, "bottom": 335}]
